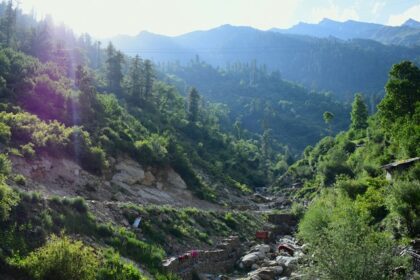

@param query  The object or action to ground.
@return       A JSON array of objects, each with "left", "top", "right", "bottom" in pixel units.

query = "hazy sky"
[{"left": 20, "top": 0, "right": 420, "bottom": 38}]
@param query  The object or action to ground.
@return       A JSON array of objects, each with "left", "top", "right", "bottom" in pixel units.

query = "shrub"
[
  {"left": 0, "top": 183, "right": 19, "bottom": 221},
  {"left": 17, "top": 235, "right": 99, "bottom": 280},
  {"left": 0, "top": 153, "right": 11, "bottom": 177},
  {"left": 21, "top": 143, "right": 35, "bottom": 159},
  {"left": 299, "top": 191, "right": 400, "bottom": 279},
  {"left": 70, "top": 197, "right": 88, "bottom": 213},
  {"left": 291, "top": 202, "right": 306, "bottom": 220},
  {"left": 97, "top": 250, "right": 145, "bottom": 280},
  {"left": 14, "top": 174, "right": 26, "bottom": 186},
  {"left": 387, "top": 180, "right": 420, "bottom": 237},
  {"left": 223, "top": 212, "right": 237, "bottom": 229},
  {"left": 134, "top": 134, "right": 168, "bottom": 164},
  {"left": 335, "top": 178, "right": 368, "bottom": 200},
  {"left": 80, "top": 146, "right": 108, "bottom": 175},
  {"left": 0, "top": 122, "right": 11, "bottom": 144}
]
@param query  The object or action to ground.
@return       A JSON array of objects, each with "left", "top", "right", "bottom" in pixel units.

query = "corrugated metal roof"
[{"left": 381, "top": 157, "right": 420, "bottom": 170}]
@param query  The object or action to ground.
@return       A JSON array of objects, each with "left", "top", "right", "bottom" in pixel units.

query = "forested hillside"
[
  {"left": 158, "top": 59, "right": 350, "bottom": 151},
  {"left": 0, "top": 3, "right": 282, "bottom": 279},
  {"left": 271, "top": 61, "right": 420, "bottom": 279},
  {"left": 110, "top": 24, "right": 420, "bottom": 100},
  {"left": 0, "top": 1, "right": 419, "bottom": 279}
]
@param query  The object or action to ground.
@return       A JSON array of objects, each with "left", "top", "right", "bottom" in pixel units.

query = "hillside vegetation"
[
  {"left": 272, "top": 61, "right": 420, "bottom": 279},
  {"left": 110, "top": 24, "right": 420, "bottom": 100}
]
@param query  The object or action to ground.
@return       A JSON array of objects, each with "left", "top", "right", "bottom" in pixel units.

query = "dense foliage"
[
  {"left": 159, "top": 59, "right": 350, "bottom": 152},
  {"left": 273, "top": 61, "right": 420, "bottom": 277}
]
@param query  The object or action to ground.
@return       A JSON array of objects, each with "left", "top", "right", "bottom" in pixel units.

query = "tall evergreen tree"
[
  {"left": 75, "top": 65, "right": 98, "bottom": 127},
  {"left": 144, "top": 59, "right": 154, "bottom": 98},
  {"left": 127, "top": 55, "right": 144, "bottom": 101},
  {"left": 350, "top": 93, "right": 368, "bottom": 130},
  {"left": 1, "top": 0, "right": 16, "bottom": 47},
  {"left": 188, "top": 87, "right": 200, "bottom": 123},
  {"left": 106, "top": 43, "right": 124, "bottom": 94},
  {"left": 28, "top": 17, "right": 53, "bottom": 62}
]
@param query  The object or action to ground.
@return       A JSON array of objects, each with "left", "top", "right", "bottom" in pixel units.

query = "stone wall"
[
  {"left": 163, "top": 236, "right": 242, "bottom": 279},
  {"left": 267, "top": 213, "right": 297, "bottom": 236}
]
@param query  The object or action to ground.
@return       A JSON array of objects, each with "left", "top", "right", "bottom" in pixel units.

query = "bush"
[
  {"left": 70, "top": 197, "right": 88, "bottom": 213},
  {"left": 388, "top": 180, "right": 420, "bottom": 237},
  {"left": 0, "top": 183, "right": 19, "bottom": 221},
  {"left": 134, "top": 134, "right": 168, "bottom": 164},
  {"left": 223, "top": 212, "right": 237, "bottom": 229},
  {"left": 80, "top": 146, "right": 108, "bottom": 175},
  {"left": 291, "top": 202, "right": 306, "bottom": 220},
  {"left": 299, "top": 191, "right": 400, "bottom": 279},
  {"left": 335, "top": 178, "right": 368, "bottom": 200},
  {"left": 0, "top": 122, "right": 11, "bottom": 144},
  {"left": 21, "top": 143, "right": 35, "bottom": 159},
  {"left": 17, "top": 235, "right": 99, "bottom": 280},
  {"left": 0, "top": 153, "right": 11, "bottom": 177},
  {"left": 97, "top": 250, "right": 145, "bottom": 280},
  {"left": 13, "top": 174, "right": 26, "bottom": 186}
]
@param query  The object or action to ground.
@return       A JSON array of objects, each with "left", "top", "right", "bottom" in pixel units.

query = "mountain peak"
[
  {"left": 402, "top": 18, "right": 420, "bottom": 28},
  {"left": 319, "top": 18, "right": 340, "bottom": 25}
]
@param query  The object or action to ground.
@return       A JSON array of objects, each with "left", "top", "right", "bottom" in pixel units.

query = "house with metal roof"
[{"left": 381, "top": 157, "right": 420, "bottom": 180}]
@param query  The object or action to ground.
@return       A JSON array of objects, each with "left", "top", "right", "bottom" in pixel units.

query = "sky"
[{"left": 19, "top": 0, "right": 420, "bottom": 38}]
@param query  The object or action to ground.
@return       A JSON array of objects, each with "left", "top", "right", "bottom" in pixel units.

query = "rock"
[
  {"left": 261, "top": 260, "right": 278, "bottom": 267},
  {"left": 248, "top": 266, "right": 283, "bottom": 280},
  {"left": 156, "top": 182, "right": 164, "bottom": 190},
  {"left": 276, "top": 255, "right": 299, "bottom": 269},
  {"left": 252, "top": 244, "right": 271, "bottom": 254},
  {"left": 166, "top": 168, "right": 187, "bottom": 189},
  {"left": 112, "top": 160, "right": 145, "bottom": 185},
  {"left": 240, "top": 252, "right": 261, "bottom": 269},
  {"left": 143, "top": 171, "right": 155, "bottom": 186},
  {"left": 251, "top": 263, "right": 260, "bottom": 270}
]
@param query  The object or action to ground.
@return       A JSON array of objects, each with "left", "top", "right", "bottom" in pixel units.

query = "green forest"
[{"left": 0, "top": 1, "right": 419, "bottom": 279}]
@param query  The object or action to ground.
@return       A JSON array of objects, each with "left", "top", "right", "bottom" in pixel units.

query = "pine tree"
[
  {"left": 144, "top": 59, "right": 154, "bottom": 98},
  {"left": 75, "top": 65, "right": 97, "bottom": 127},
  {"left": 188, "top": 87, "right": 200, "bottom": 123},
  {"left": 126, "top": 55, "right": 144, "bottom": 101},
  {"left": 106, "top": 43, "right": 124, "bottom": 94},
  {"left": 1, "top": 0, "right": 16, "bottom": 48},
  {"left": 350, "top": 93, "right": 368, "bottom": 130}
]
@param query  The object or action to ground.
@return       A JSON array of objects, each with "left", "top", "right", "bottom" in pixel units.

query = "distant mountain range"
[
  {"left": 107, "top": 19, "right": 420, "bottom": 99},
  {"left": 271, "top": 18, "right": 420, "bottom": 46}
]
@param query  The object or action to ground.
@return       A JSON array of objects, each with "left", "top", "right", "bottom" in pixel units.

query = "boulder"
[
  {"left": 240, "top": 252, "right": 261, "bottom": 269},
  {"left": 248, "top": 266, "right": 283, "bottom": 280},
  {"left": 252, "top": 244, "right": 271, "bottom": 255},
  {"left": 166, "top": 168, "right": 188, "bottom": 189},
  {"left": 276, "top": 255, "right": 299, "bottom": 269},
  {"left": 143, "top": 171, "right": 155, "bottom": 186},
  {"left": 112, "top": 160, "right": 145, "bottom": 185}
]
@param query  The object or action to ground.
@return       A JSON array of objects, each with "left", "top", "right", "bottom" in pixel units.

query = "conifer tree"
[
  {"left": 350, "top": 93, "right": 368, "bottom": 130},
  {"left": 188, "top": 87, "right": 200, "bottom": 123},
  {"left": 106, "top": 43, "right": 124, "bottom": 94},
  {"left": 127, "top": 55, "right": 144, "bottom": 101},
  {"left": 144, "top": 59, "right": 154, "bottom": 98}
]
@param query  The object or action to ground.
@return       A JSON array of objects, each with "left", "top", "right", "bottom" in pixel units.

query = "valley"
[{"left": 0, "top": 1, "right": 419, "bottom": 280}]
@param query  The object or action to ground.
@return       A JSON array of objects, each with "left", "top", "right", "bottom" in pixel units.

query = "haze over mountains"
[
  {"left": 272, "top": 18, "right": 420, "bottom": 46},
  {"left": 108, "top": 18, "right": 420, "bottom": 100}
]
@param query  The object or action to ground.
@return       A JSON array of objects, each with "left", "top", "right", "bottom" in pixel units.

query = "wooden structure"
[{"left": 381, "top": 157, "right": 420, "bottom": 180}]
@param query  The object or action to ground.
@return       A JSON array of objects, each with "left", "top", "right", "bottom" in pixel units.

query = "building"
[{"left": 381, "top": 157, "right": 420, "bottom": 181}]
